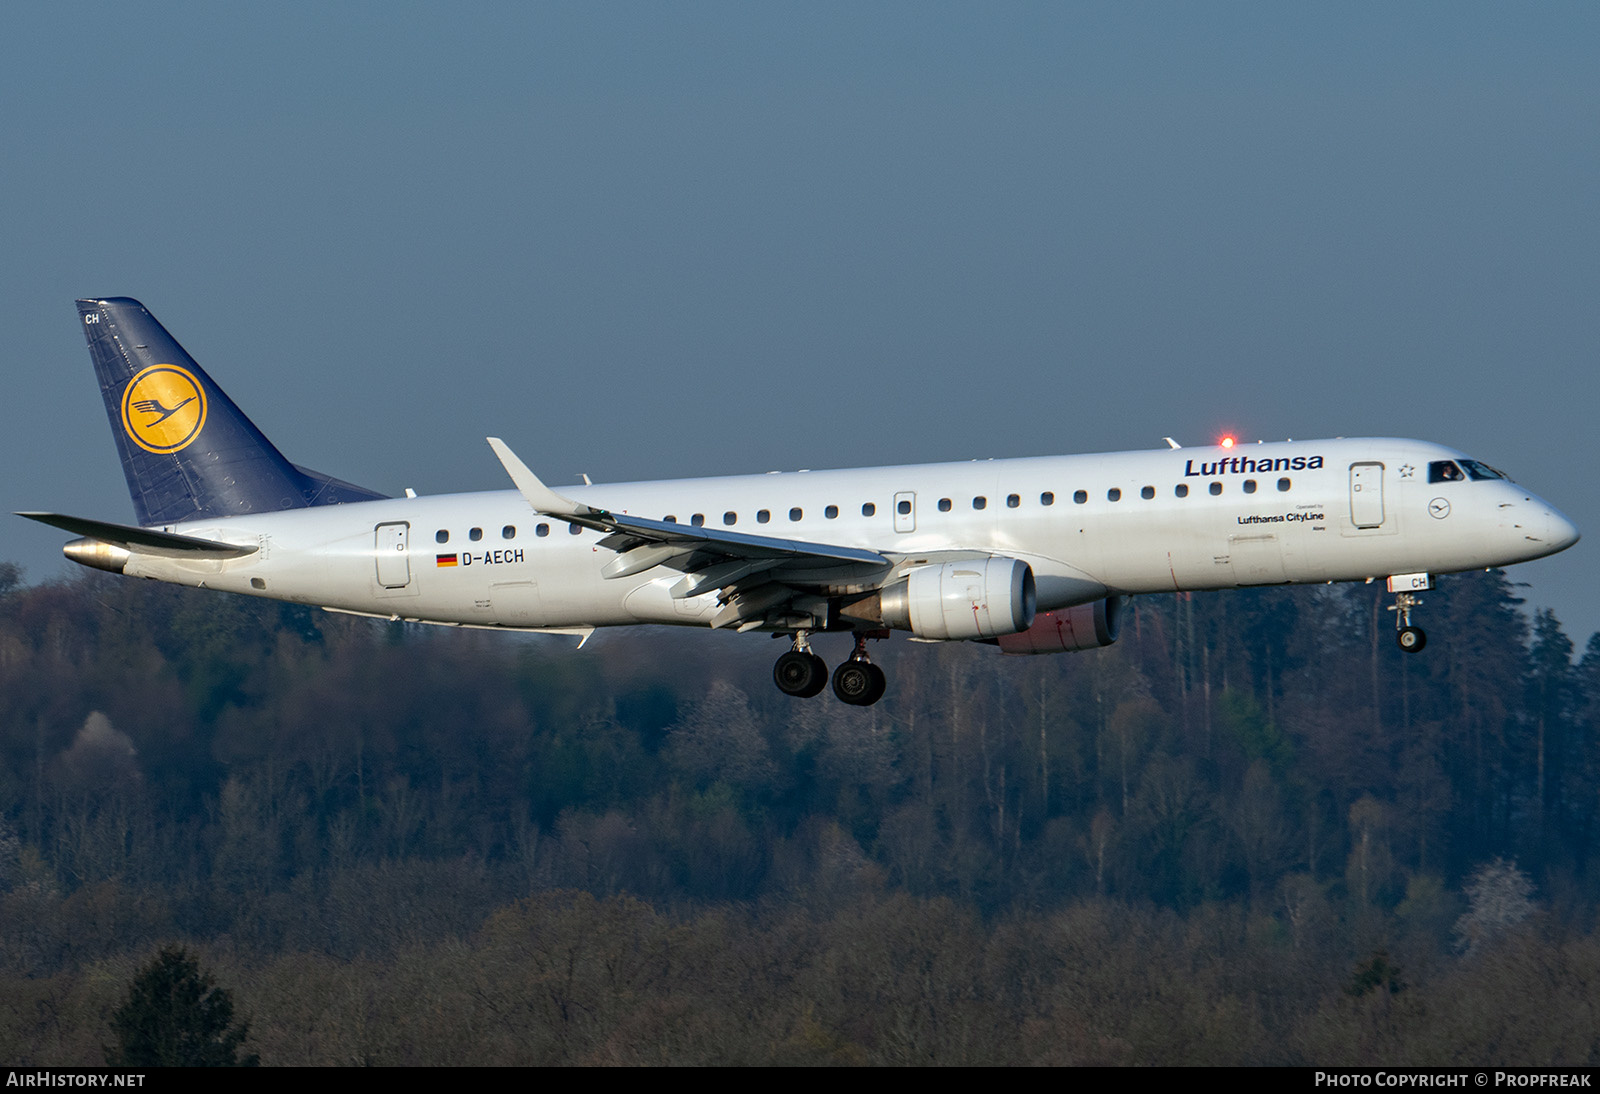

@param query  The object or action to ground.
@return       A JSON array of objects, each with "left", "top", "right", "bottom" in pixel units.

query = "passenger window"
[
  {"left": 435, "top": 530, "right": 449, "bottom": 544},
  {"left": 1209, "top": 482, "right": 1222, "bottom": 496},
  {"left": 536, "top": 524, "right": 550, "bottom": 537},
  {"left": 1007, "top": 494, "right": 1020, "bottom": 508},
  {"left": 469, "top": 527, "right": 483, "bottom": 541},
  {"left": 502, "top": 525, "right": 516, "bottom": 539},
  {"left": 1040, "top": 491, "right": 1054, "bottom": 506},
  {"left": 1243, "top": 480, "right": 1256, "bottom": 494},
  {"left": 973, "top": 496, "right": 987, "bottom": 510},
  {"left": 1277, "top": 478, "right": 1290, "bottom": 492},
  {"left": 825, "top": 505, "right": 839, "bottom": 519},
  {"left": 723, "top": 512, "right": 737, "bottom": 525},
  {"left": 938, "top": 498, "right": 952, "bottom": 512},
  {"left": 1175, "top": 484, "right": 1188, "bottom": 498},
  {"left": 664, "top": 515, "right": 677, "bottom": 523},
  {"left": 568, "top": 523, "right": 581, "bottom": 535},
  {"left": 862, "top": 502, "right": 876, "bottom": 517},
  {"left": 1141, "top": 486, "right": 1154, "bottom": 499},
  {"left": 1107, "top": 488, "right": 1121, "bottom": 502},
  {"left": 1073, "top": 490, "right": 1087, "bottom": 504},
  {"left": 691, "top": 514, "right": 705, "bottom": 527},
  {"left": 757, "top": 509, "right": 770, "bottom": 524},
  {"left": 1430, "top": 460, "right": 1465, "bottom": 483},
  {"left": 789, "top": 507, "right": 802, "bottom": 521},
  {"left": 897, "top": 500, "right": 912, "bottom": 515}
]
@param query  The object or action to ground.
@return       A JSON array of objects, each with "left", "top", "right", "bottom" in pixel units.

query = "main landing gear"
[
  {"left": 773, "top": 632, "right": 827, "bottom": 698},
  {"left": 1390, "top": 591, "right": 1427, "bottom": 653},
  {"left": 831, "top": 633, "right": 888, "bottom": 707},
  {"left": 773, "top": 631, "right": 887, "bottom": 706}
]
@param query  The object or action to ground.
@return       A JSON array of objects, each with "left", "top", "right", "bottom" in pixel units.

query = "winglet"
[{"left": 486, "top": 437, "right": 599, "bottom": 518}]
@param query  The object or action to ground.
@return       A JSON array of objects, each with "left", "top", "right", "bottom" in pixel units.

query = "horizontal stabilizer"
[{"left": 16, "top": 512, "right": 258, "bottom": 559}]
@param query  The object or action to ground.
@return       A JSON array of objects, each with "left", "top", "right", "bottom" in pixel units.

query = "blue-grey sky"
[{"left": 3, "top": 2, "right": 1595, "bottom": 647}]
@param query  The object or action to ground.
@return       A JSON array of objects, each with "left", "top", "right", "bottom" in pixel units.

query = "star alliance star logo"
[{"left": 1398, "top": 464, "right": 1415, "bottom": 478}]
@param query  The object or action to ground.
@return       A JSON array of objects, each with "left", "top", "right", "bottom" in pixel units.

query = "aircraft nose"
[{"left": 1547, "top": 508, "right": 1581, "bottom": 553}]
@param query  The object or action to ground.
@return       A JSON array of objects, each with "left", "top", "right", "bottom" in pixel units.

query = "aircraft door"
[
  {"left": 894, "top": 492, "right": 916, "bottom": 533},
  {"left": 375, "top": 522, "right": 411, "bottom": 588},
  {"left": 1349, "top": 463, "right": 1385, "bottom": 529}
]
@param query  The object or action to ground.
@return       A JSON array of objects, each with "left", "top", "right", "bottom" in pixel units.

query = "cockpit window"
[
  {"left": 1429, "top": 460, "right": 1465, "bottom": 483},
  {"left": 1459, "top": 459, "right": 1507, "bottom": 481}
]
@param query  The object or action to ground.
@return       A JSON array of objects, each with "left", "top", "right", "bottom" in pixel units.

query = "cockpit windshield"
[{"left": 1430, "top": 458, "right": 1510, "bottom": 483}]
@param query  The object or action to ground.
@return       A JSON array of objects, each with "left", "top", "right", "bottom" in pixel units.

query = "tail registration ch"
[{"left": 19, "top": 298, "right": 1581, "bottom": 707}]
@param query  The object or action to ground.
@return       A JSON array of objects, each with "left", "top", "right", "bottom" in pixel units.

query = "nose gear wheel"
[{"left": 1389, "top": 591, "right": 1427, "bottom": 653}]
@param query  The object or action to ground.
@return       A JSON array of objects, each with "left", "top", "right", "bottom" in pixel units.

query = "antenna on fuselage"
[{"left": 1163, "top": 437, "right": 1182, "bottom": 449}]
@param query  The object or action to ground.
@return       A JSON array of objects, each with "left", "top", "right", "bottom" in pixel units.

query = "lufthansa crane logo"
[{"left": 120, "top": 365, "right": 207, "bottom": 453}]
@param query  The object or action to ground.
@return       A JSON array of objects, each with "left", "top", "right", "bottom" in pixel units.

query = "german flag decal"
[{"left": 435, "top": 554, "right": 458, "bottom": 567}]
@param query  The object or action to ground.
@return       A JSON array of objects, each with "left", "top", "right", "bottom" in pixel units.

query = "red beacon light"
[{"left": 1219, "top": 434, "right": 1236, "bottom": 449}]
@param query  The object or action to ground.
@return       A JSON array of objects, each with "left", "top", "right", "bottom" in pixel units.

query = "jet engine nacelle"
[
  {"left": 995, "top": 595, "right": 1125, "bottom": 654},
  {"left": 879, "top": 558, "right": 1037, "bottom": 640}
]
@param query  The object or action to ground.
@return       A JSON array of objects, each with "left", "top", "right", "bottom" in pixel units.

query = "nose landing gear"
[
  {"left": 1386, "top": 574, "right": 1430, "bottom": 653},
  {"left": 1394, "top": 602, "right": 1426, "bottom": 652}
]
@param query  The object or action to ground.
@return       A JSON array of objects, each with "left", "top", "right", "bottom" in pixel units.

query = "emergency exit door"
[{"left": 894, "top": 492, "right": 916, "bottom": 533}]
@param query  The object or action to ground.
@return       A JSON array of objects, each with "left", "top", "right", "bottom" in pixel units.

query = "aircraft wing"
[{"left": 487, "top": 438, "right": 892, "bottom": 627}]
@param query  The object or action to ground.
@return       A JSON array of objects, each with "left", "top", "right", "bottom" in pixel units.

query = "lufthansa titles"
[{"left": 1186, "top": 455, "right": 1323, "bottom": 476}]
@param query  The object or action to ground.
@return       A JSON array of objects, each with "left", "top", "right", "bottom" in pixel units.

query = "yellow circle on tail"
[{"left": 121, "top": 365, "right": 207, "bottom": 453}]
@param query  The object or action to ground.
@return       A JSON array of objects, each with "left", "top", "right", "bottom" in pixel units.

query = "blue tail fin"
[{"left": 76, "top": 297, "right": 386, "bottom": 526}]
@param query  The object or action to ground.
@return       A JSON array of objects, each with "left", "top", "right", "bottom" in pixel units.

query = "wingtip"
[{"left": 486, "top": 436, "right": 581, "bottom": 517}]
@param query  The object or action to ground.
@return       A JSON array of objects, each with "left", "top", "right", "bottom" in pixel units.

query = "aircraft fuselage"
[{"left": 120, "top": 437, "right": 1574, "bottom": 632}]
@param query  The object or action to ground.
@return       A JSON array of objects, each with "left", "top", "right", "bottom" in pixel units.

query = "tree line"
[{"left": 2, "top": 560, "right": 1598, "bottom": 1063}]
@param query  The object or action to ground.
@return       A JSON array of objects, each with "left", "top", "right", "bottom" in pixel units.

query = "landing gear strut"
[
  {"left": 1390, "top": 591, "right": 1427, "bottom": 653},
  {"left": 774, "top": 632, "right": 888, "bottom": 705},
  {"left": 831, "top": 633, "right": 887, "bottom": 707},
  {"left": 773, "top": 631, "right": 827, "bottom": 698}
]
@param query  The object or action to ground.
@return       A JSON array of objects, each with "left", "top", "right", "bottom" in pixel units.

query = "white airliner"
[{"left": 20, "top": 298, "right": 1581, "bottom": 706}]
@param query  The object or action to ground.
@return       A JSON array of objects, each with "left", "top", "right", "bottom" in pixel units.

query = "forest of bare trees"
[{"left": 2, "top": 559, "right": 1599, "bottom": 1064}]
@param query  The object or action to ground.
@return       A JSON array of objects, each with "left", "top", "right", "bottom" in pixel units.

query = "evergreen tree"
[
  {"left": 106, "top": 947, "right": 259, "bottom": 1066},
  {"left": 1525, "top": 609, "right": 1576, "bottom": 858}
]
